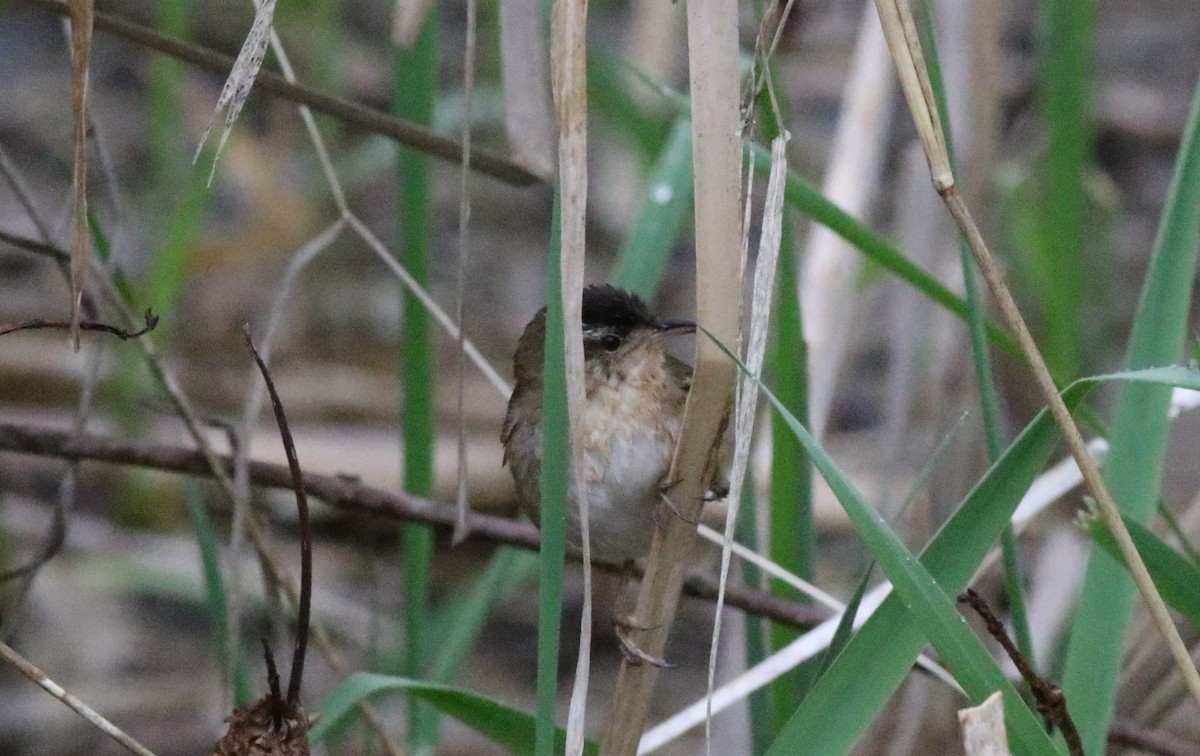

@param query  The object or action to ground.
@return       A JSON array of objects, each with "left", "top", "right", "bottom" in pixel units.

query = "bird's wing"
[{"left": 665, "top": 353, "right": 693, "bottom": 393}]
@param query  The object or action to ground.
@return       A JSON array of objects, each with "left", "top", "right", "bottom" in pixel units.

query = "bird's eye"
[{"left": 600, "top": 334, "right": 622, "bottom": 351}]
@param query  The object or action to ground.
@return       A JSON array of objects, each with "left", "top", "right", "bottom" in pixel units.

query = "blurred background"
[{"left": 1, "top": 0, "right": 1199, "bottom": 753}]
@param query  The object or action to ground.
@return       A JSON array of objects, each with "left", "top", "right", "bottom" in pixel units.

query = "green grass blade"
[
  {"left": 183, "top": 481, "right": 253, "bottom": 706},
  {"left": 764, "top": 222, "right": 813, "bottom": 732},
  {"left": 1032, "top": 0, "right": 1094, "bottom": 379},
  {"left": 393, "top": 11, "right": 440, "bottom": 752},
  {"left": 535, "top": 192, "right": 569, "bottom": 756},
  {"left": 812, "top": 567, "right": 870, "bottom": 685},
  {"left": 1060, "top": 71, "right": 1200, "bottom": 754},
  {"left": 609, "top": 117, "right": 694, "bottom": 298},
  {"left": 590, "top": 59, "right": 1015, "bottom": 357},
  {"left": 148, "top": 0, "right": 191, "bottom": 189},
  {"left": 1080, "top": 513, "right": 1200, "bottom": 627},
  {"left": 764, "top": 386, "right": 1071, "bottom": 755},
  {"left": 699, "top": 338, "right": 1058, "bottom": 754},
  {"left": 747, "top": 145, "right": 1018, "bottom": 357},
  {"left": 427, "top": 549, "right": 538, "bottom": 683},
  {"left": 587, "top": 51, "right": 674, "bottom": 161},
  {"left": 310, "top": 674, "right": 597, "bottom": 755},
  {"left": 917, "top": 0, "right": 1036, "bottom": 671},
  {"left": 770, "top": 366, "right": 1200, "bottom": 752}
]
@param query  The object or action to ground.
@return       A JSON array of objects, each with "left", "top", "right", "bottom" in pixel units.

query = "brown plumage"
[{"left": 502, "top": 285, "right": 694, "bottom": 564}]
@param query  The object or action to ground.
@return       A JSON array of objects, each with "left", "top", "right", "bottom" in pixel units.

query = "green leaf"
[
  {"left": 311, "top": 674, "right": 597, "bottom": 755},
  {"left": 747, "top": 145, "right": 1019, "bottom": 358},
  {"left": 610, "top": 117, "right": 694, "bottom": 299},
  {"left": 770, "top": 366, "right": 1200, "bottom": 752},
  {"left": 1032, "top": 0, "right": 1095, "bottom": 378},
  {"left": 536, "top": 191, "right": 570, "bottom": 756},
  {"left": 719, "top": 339, "right": 1059, "bottom": 755},
  {"left": 393, "top": 11, "right": 440, "bottom": 751},
  {"left": 427, "top": 549, "right": 538, "bottom": 683},
  {"left": 1061, "top": 70, "right": 1200, "bottom": 754},
  {"left": 1079, "top": 512, "right": 1200, "bottom": 629}
]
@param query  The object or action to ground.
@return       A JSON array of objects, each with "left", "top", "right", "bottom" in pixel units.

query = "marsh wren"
[{"left": 502, "top": 285, "right": 697, "bottom": 565}]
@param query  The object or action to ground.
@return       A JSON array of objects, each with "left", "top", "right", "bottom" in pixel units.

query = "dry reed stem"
[
  {"left": 599, "top": 0, "right": 742, "bottom": 747},
  {"left": 66, "top": 0, "right": 93, "bottom": 348},
  {"left": 550, "top": 0, "right": 593, "bottom": 747},
  {"left": 453, "top": 0, "right": 478, "bottom": 544},
  {"left": 706, "top": 134, "right": 788, "bottom": 749},
  {"left": 193, "top": 0, "right": 276, "bottom": 186},
  {"left": 874, "top": 0, "right": 1200, "bottom": 714},
  {"left": 0, "top": 639, "right": 157, "bottom": 756},
  {"left": 799, "top": 5, "right": 894, "bottom": 439},
  {"left": 499, "top": 0, "right": 556, "bottom": 179}
]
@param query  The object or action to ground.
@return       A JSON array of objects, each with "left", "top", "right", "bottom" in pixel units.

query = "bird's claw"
[{"left": 613, "top": 614, "right": 676, "bottom": 669}]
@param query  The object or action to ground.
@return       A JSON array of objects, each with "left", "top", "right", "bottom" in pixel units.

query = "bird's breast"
[{"left": 575, "top": 374, "right": 685, "bottom": 561}]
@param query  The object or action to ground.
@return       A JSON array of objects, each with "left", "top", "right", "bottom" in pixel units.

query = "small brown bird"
[{"left": 502, "top": 285, "right": 696, "bottom": 566}]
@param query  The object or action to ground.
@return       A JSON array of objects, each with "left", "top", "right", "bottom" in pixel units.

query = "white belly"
[{"left": 571, "top": 383, "right": 681, "bottom": 563}]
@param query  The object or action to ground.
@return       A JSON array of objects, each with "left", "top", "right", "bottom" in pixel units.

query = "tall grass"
[
  {"left": 60, "top": 1, "right": 1198, "bottom": 753},
  {"left": 392, "top": 10, "right": 440, "bottom": 753},
  {"left": 1061, "top": 67, "right": 1200, "bottom": 755}
]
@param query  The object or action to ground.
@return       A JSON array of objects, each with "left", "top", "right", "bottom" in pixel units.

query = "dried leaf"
[
  {"left": 706, "top": 133, "right": 788, "bottom": 749},
  {"left": 194, "top": 0, "right": 277, "bottom": 186},
  {"left": 212, "top": 695, "right": 308, "bottom": 756},
  {"left": 958, "top": 691, "right": 1008, "bottom": 756},
  {"left": 68, "top": 0, "right": 94, "bottom": 349},
  {"left": 499, "top": 0, "right": 555, "bottom": 179}
]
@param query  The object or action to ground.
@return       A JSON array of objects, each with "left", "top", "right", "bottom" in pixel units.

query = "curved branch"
[
  {"left": 21, "top": 0, "right": 542, "bottom": 187},
  {"left": 0, "top": 421, "right": 829, "bottom": 630}
]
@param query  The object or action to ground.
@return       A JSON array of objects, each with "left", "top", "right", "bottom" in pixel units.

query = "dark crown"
[{"left": 581, "top": 285, "right": 655, "bottom": 335}]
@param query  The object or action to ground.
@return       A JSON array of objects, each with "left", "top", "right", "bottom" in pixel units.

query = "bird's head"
[{"left": 580, "top": 285, "right": 695, "bottom": 372}]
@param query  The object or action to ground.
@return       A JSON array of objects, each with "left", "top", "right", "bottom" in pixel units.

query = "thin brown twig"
[
  {"left": 958, "top": 589, "right": 1083, "bottom": 755},
  {"left": 15, "top": 229, "right": 406, "bottom": 756},
  {"left": 0, "top": 309, "right": 158, "bottom": 340},
  {"left": 0, "top": 70, "right": 400, "bottom": 751},
  {"left": 875, "top": 0, "right": 1200, "bottom": 713},
  {"left": 67, "top": 0, "right": 94, "bottom": 348},
  {"left": 21, "top": 0, "right": 541, "bottom": 187},
  {"left": 260, "top": 639, "right": 283, "bottom": 731},
  {"left": 1108, "top": 719, "right": 1200, "bottom": 756},
  {"left": 0, "top": 421, "right": 831, "bottom": 631},
  {"left": 243, "top": 329, "right": 311, "bottom": 707}
]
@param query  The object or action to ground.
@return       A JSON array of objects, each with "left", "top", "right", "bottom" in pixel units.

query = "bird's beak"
[{"left": 655, "top": 319, "right": 696, "bottom": 336}]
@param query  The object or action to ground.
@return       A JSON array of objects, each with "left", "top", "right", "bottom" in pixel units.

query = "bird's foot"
[
  {"left": 612, "top": 614, "right": 676, "bottom": 669},
  {"left": 703, "top": 476, "right": 730, "bottom": 502},
  {"left": 656, "top": 481, "right": 698, "bottom": 526}
]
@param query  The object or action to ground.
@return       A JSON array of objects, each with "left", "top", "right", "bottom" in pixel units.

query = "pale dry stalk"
[
  {"left": 874, "top": 0, "right": 1200, "bottom": 713},
  {"left": 599, "top": 0, "right": 742, "bottom": 748}
]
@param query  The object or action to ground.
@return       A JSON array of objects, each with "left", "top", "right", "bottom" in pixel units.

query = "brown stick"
[
  {"left": 0, "top": 421, "right": 831, "bottom": 630},
  {"left": 958, "top": 589, "right": 1082, "bottom": 755},
  {"left": 21, "top": 0, "right": 542, "bottom": 187},
  {"left": 0, "top": 310, "right": 158, "bottom": 340},
  {"left": 1108, "top": 719, "right": 1200, "bottom": 756},
  {"left": 243, "top": 331, "right": 311, "bottom": 707}
]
